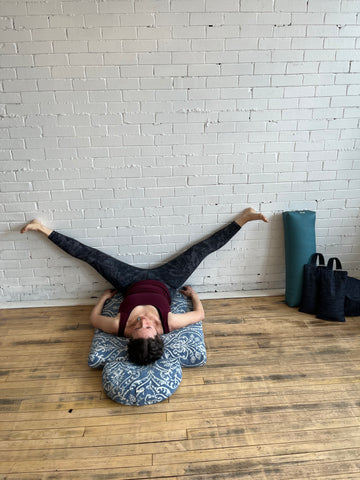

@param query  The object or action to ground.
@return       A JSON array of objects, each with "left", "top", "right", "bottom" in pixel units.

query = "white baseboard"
[
  {"left": 198, "top": 289, "right": 284, "bottom": 300},
  {"left": 0, "top": 289, "right": 284, "bottom": 310}
]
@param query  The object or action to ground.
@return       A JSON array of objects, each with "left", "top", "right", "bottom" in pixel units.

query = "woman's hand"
[
  {"left": 169, "top": 285, "right": 205, "bottom": 331},
  {"left": 180, "top": 285, "right": 197, "bottom": 298},
  {"left": 101, "top": 289, "right": 117, "bottom": 300},
  {"left": 90, "top": 289, "right": 119, "bottom": 335}
]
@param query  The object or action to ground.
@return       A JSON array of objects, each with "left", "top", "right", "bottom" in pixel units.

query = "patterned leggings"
[{"left": 49, "top": 221, "right": 241, "bottom": 298}]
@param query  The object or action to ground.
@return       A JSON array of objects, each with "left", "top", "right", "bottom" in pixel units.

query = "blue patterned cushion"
[
  {"left": 88, "top": 290, "right": 207, "bottom": 406},
  {"left": 102, "top": 358, "right": 183, "bottom": 406}
]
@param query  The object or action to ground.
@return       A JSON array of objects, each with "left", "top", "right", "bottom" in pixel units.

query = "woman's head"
[{"left": 127, "top": 335, "right": 164, "bottom": 365}]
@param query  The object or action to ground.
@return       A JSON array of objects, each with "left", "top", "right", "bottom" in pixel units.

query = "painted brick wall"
[{"left": 1, "top": 0, "right": 359, "bottom": 302}]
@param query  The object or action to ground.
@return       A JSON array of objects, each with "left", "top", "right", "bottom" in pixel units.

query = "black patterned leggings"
[{"left": 49, "top": 221, "right": 241, "bottom": 299}]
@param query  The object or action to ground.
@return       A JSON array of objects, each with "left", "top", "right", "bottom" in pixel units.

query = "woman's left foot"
[
  {"left": 235, "top": 208, "right": 268, "bottom": 227},
  {"left": 21, "top": 220, "right": 53, "bottom": 237},
  {"left": 21, "top": 219, "right": 42, "bottom": 233}
]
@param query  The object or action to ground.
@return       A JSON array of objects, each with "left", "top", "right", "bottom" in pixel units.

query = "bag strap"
[
  {"left": 327, "top": 257, "right": 342, "bottom": 270},
  {"left": 309, "top": 253, "right": 325, "bottom": 265}
]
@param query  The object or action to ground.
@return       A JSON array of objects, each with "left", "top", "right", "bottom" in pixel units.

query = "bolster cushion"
[{"left": 88, "top": 290, "right": 207, "bottom": 406}]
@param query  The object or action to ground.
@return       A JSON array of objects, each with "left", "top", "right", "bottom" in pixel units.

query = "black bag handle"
[
  {"left": 309, "top": 253, "right": 325, "bottom": 266},
  {"left": 327, "top": 257, "right": 342, "bottom": 270}
]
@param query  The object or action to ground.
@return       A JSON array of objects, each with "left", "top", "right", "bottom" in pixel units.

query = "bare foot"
[
  {"left": 21, "top": 220, "right": 52, "bottom": 237},
  {"left": 21, "top": 219, "right": 42, "bottom": 233},
  {"left": 235, "top": 208, "right": 268, "bottom": 227}
]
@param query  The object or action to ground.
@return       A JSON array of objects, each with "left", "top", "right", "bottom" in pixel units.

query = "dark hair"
[{"left": 127, "top": 335, "right": 164, "bottom": 365}]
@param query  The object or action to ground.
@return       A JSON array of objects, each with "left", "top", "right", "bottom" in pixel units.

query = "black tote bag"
[
  {"left": 316, "top": 257, "right": 348, "bottom": 322},
  {"left": 345, "top": 276, "right": 360, "bottom": 316},
  {"left": 299, "top": 253, "right": 326, "bottom": 315}
]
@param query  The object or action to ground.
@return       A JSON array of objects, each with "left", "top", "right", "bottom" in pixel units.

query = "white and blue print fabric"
[{"left": 88, "top": 291, "right": 207, "bottom": 406}]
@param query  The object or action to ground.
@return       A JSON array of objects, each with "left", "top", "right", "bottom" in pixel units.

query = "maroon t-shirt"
[{"left": 118, "top": 280, "right": 171, "bottom": 337}]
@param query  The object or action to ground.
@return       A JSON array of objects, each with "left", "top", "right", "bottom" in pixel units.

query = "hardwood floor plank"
[
  {"left": 0, "top": 454, "right": 153, "bottom": 475},
  {"left": 0, "top": 429, "right": 188, "bottom": 452},
  {"left": 0, "top": 427, "right": 85, "bottom": 441},
  {"left": 0, "top": 412, "right": 168, "bottom": 432}
]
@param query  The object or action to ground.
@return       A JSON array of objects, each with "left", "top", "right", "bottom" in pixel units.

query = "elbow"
[{"left": 90, "top": 314, "right": 97, "bottom": 328}]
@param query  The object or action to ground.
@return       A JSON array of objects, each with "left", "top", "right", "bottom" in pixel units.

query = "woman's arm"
[
  {"left": 168, "top": 286, "right": 205, "bottom": 332},
  {"left": 90, "top": 289, "right": 120, "bottom": 335}
]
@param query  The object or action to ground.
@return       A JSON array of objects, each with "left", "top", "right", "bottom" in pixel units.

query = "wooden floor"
[{"left": 1, "top": 296, "right": 360, "bottom": 479}]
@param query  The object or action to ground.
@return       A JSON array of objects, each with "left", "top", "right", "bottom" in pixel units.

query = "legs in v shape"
[{"left": 21, "top": 208, "right": 268, "bottom": 297}]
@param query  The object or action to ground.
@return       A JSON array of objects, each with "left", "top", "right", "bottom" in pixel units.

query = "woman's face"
[{"left": 130, "top": 316, "right": 158, "bottom": 339}]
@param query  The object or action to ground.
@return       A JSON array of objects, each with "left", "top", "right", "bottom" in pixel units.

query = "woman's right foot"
[{"left": 235, "top": 208, "right": 268, "bottom": 227}]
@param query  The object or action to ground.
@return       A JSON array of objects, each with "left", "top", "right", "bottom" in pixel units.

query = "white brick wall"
[{"left": 1, "top": 0, "right": 359, "bottom": 302}]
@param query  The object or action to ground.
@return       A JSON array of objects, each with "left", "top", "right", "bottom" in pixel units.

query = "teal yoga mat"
[{"left": 283, "top": 210, "right": 316, "bottom": 307}]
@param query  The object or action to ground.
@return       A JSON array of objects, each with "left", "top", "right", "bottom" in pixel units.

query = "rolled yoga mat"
[{"left": 282, "top": 210, "right": 316, "bottom": 307}]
